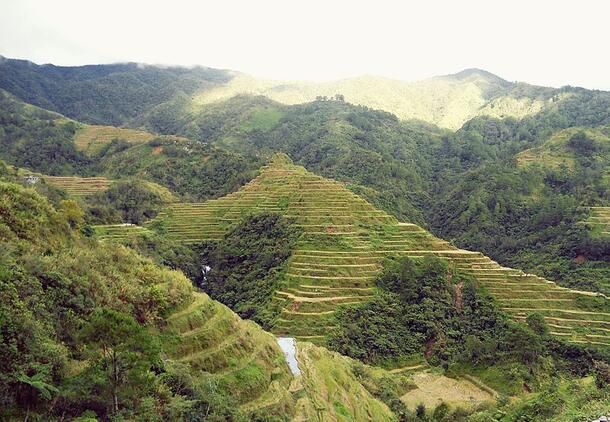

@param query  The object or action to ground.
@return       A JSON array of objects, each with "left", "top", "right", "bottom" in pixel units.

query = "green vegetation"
[
  {"left": 467, "top": 377, "right": 609, "bottom": 422},
  {"left": 95, "top": 137, "right": 261, "bottom": 201},
  {"left": 0, "top": 89, "right": 87, "bottom": 175},
  {"left": 193, "top": 213, "right": 300, "bottom": 327},
  {"left": 161, "top": 95, "right": 442, "bottom": 224},
  {"left": 0, "top": 91, "right": 262, "bottom": 206},
  {"left": 83, "top": 178, "right": 175, "bottom": 225},
  {"left": 3, "top": 163, "right": 433, "bottom": 421},
  {"left": 118, "top": 156, "right": 610, "bottom": 349},
  {"left": 327, "top": 256, "right": 561, "bottom": 376},
  {"left": 330, "top": 256, "right": 610, "bottom": 420},
  {"left": 2, "top": 56, "right": 610, "bottom": 421},
  {"left": 2, "top": 62, "right": 608, "bottom": 298},
  {"left": 0, "top": 58, "right": 232, "bottom": 126},
  {"left": 431, "top": 126, "right": 610, "bottom": 295},
  {"left": 191, "top": 70, "right": 551, "bottom": 130},
  {"left": 0, "top": 177, "right": 197, "bottom": 419}
]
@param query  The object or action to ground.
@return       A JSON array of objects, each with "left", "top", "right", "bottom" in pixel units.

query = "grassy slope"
[
  {"left": 117, "top": 155, "right": 610, "bottom": 348},
  {"left": 587, "top": 207, "right": 610, "bottom": 238},
  {"left": 293, "top": 342, "right": 396, "bottom": 421},
  {"left": 162, "top": 290, "right": 298, "bottom": 416}
]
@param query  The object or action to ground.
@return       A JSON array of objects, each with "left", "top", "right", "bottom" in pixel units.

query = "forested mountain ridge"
[
  {"left": 2, "top": 55, "right": 607, "bottom": 130},
  {"left": 0, "top": 55, "right": 233, "bottom": 126}
]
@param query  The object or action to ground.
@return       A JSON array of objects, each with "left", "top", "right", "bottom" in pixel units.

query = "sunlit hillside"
[{"left": 192, "top": 69, "right": 554, "bottom": 129}]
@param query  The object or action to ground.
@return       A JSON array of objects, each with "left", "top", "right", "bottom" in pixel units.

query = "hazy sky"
[{"left": 1, "top": 0, "right": 609, "bottom": 89}]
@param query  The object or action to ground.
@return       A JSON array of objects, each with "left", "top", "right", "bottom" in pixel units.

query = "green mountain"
[
  {"left": 3, "top": 56, "right": 609, "bottom": 132},
  {"left": 189, "top": 68, "right": 557, "bottom": 130},
  {"left": 99, "top": 155, "right": 608, "bottom": 348},
  {"left": 0, "top": 55, "right": 232, "bottom": 126}
]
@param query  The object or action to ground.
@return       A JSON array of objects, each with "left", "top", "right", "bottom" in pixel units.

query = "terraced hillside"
[
  {"left": 137, "top": 155, "right": 610, "bottom": 347},
  {"left": 41, "top": 175, "right": 113, "bottom": 196},
  {"left": 163, "top": 291, "right": 297, "bottom": 417},
  {"left": 587, "top": 207, "right": 610, "bottom": 237},
  {"left": 74, "top": 124, "right": 186, "bottom": 155},
  {"left": 516, "top": 125, "right": 610, "bottom": 170},
  {"left": 164, "top": 290, "right": 412, "bottom": 420}
]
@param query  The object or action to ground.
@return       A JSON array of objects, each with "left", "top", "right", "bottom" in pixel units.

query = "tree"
[
  {"left": 567, "top": 131, "right": 597, "bottom": 155},
  {"left": 416, "top": 403, "right": 426, "bottom": 419},
  {"left": 59, "top": 199, "right": 84, "bottom": 229},
  {"left": 79, "top": 308, "right": 160, "bottom": 415},
  {"left": 526, "top": 312, "right": 549, "bottom": 336}
]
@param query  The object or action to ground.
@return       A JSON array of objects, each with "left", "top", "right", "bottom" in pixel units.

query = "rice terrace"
[
  {"left": 1, "top": 2, "right": 610, "bottom": 419},
  {"left": 98, "top": 154, "right": 610, "bottom": 347}
]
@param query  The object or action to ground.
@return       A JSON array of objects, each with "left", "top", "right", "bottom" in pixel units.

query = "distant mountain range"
[{"left": 0, "top": 55, "right": 601, "bottom": 130}]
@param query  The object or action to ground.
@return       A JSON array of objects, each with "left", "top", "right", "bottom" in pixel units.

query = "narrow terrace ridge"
[
  {"left": 41, "top": 175, "right": 113, "bottom": 196},
  {"left": 135, "top": 154, "right": 610, "bottom": 346},
  {"left": 586, "top": 206, "right": 610, "bottom": 236}
]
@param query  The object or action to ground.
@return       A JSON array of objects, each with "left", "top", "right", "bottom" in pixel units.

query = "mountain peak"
[{"left": 445, "top": 68, "right": 511, "bottom": 86}]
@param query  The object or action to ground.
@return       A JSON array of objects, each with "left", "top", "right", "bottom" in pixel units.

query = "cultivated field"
[
  {"left": 93, "top": 223, "right": 152, "bottom": 241},
  {"left": 74, "top": 125, "right": 186, "bottom": 155},
  {"left": 586, "top": 206, "right": 610, "bottom": 237},
  {"left": 118, "top": 156, "right": 610, "bottom": 347},
  {"left": 163, "top": 291, "right": 296, "bottom": 416},
  {"left": 163, "top": 291, "right": 401, "bottom": 419},
  {"left": 43, "top": 175, "right": 113, "bottom": 196}
]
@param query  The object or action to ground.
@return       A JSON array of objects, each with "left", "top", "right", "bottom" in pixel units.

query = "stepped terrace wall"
[
  {"left": 129, "top": 158, "right": 610, "bottom": 348},
  {"left": 42, "top": 175, "right": 113, "bottom": 196}
]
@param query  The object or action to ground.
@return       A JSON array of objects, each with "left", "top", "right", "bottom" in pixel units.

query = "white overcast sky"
[{"left": 1, "top": 0, "right": 609, "bottom": 89}]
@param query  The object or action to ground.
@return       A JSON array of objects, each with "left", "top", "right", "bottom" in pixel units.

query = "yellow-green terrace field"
[{"left": 106, "top": 155, "right": 610, "bottom": 347}]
